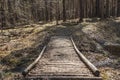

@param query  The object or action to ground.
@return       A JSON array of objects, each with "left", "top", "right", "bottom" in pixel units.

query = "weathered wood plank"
[{"left": 26, "top": 76, "right": 102, "bottom": 80}]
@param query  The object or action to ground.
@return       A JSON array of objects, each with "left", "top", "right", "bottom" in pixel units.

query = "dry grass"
[
  {"left": 0, "top": 19, "right": 120, "bottom": 79},
  {"left": 70, "top": 19, "right": 120, "bottom": 80},
  {"left": 0, "top": 22, "right": 56, "bottom": 58},
  {"left": 0, "top": 22, "right": 57, "bottom": 79}
]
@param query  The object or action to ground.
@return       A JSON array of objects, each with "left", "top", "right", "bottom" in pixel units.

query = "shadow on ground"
[
  {"left": 0, "top": 23, "right": 77, "bottom": 75},
  {"left": 1, "top": 20, "right": 120, "bottom": 80}
]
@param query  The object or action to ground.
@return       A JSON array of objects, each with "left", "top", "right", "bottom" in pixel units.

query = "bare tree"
[{"left": 63, "top": 0, "right": 66, "bottom": 22}]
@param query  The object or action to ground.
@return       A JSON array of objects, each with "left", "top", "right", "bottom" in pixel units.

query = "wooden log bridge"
[{"left": 22, "top": 36, "right": 102, "bottom": 80}]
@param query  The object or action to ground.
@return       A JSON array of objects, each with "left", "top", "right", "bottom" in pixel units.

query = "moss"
[
  {"left": 101, "top": 72, "right": 109, "bottom": 80},
  {"left": 81, "top": 23, "right": 89, "bottom": 26},
  {"left": 4, "top": 72, "right": 12, "bottom": 77},
  {"left": 0, "top": 51, "right": 10, "bottom": 58},
  {"left": 117, "top": 58, "right": 120, "bottom": 63},
  {"left": 103, "top": 53, "right": 109, "bottom": 57},
  {"left": 9, "top": 58, "right": 20, "bottom": 67},
  {"left": 62, "top": 22, "right": 78, "bottom": 26}
]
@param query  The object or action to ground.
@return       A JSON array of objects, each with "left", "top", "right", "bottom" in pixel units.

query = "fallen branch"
[{"left": 104, "top": 42, "right": 120, "bottom": 49}]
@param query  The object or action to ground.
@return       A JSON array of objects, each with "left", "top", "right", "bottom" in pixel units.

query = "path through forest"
[
  {"left": 0, "top": 20, "right": 120, "bottom": 80},
  {"left": 22, "top": 36, "right": 101, "bottom": 80},
  {"left": 28, "top": 36, "right": 94, "bottom": 78}
]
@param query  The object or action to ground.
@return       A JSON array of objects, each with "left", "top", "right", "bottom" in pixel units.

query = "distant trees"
[
  {"left": 0, "top": 0, "right": 7, "bottom": 28},
  {"left": 117, "top": 0, "right": 120, "bottom": 16},
  {"left": 63, "top": 0, "right": 66, "bottom": 22},
  {"left": 0, "top": 0, "right": 120, "bottom": 28},
  {"left": 44, "top": 0, "right": 48, "bottom": 22},
  {"left": 79, "top": 0, "right": 83, "bottom": 22}
]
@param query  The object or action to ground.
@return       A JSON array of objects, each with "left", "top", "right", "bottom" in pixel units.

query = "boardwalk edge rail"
[
  {"left": 21, "top": 37, "right": 102, "bottom": 80},
  {"left": 71, "top": 37, "right": 100, "bottom": 77},
  {"left": 22, "top": 46, "right": 46, "bottom": 76}
]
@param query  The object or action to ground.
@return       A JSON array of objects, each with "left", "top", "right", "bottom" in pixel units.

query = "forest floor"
[{"left": 0, "top": 18, "right": 120, "bottom": 80}]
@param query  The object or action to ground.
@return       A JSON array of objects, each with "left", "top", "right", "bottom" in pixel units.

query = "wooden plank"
[
  {"left": 28, "top": 73, "right": 89, "bottom": 76},
  {"left": 71, "top": 37, "right": 100, "bottom": 77},
  {"left": 26, "top": 76, "right": 102, "bottom": 80}
]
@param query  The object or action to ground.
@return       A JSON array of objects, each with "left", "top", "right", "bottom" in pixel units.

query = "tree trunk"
[{"left": 63, "top": 0, "right": 66, "bottom": 22}]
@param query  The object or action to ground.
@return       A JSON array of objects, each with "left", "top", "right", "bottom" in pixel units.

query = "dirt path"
[{"left": 28, "top": 36, "right": 93, "bottom": 77}]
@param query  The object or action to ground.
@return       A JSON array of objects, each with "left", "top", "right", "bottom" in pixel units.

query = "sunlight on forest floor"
[
  {"left": 0, "top": 22, "right": 56, "bottom": 57},
  {"left": 0, "top": 22, "right": 57, "bottom": 79},
  {"left": 0, "top": 18, "right": 120, "bottom": 80},
  {"left": 71, "top": 19, "right": 120, "bottom": 80}
]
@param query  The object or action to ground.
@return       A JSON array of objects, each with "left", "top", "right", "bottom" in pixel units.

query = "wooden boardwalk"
[{"left": 22, "top": 36, "right": 102, "bottom": 80}]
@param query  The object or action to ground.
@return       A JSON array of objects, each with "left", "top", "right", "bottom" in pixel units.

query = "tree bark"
[{"left": 63, "top": 0, "right": 66, "bottom": 22}]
